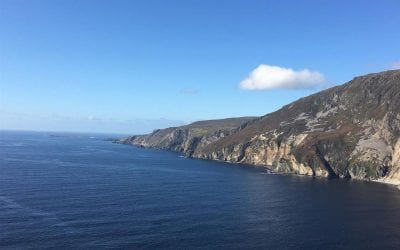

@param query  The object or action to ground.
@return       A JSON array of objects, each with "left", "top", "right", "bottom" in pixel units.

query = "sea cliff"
[{"left": 119, "top": 70, "right": 400, "bottom": 187}]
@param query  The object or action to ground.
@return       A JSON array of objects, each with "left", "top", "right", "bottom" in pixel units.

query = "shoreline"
[{"left": 119, "top": 142, "right": 400, "bottom": 190}]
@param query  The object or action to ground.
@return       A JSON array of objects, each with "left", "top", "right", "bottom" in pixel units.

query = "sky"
[{"left": 1, "top": 0, "right": 399, "bottom": 134}]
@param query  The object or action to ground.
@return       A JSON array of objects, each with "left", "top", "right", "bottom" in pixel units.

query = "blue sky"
[{"left": 1, "top": 0, "right": 399, "bottom": 134}]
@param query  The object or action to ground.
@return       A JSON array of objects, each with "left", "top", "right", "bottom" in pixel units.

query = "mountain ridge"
[{"left": 119, "top": 70, "right": 400, "bottom": 187}]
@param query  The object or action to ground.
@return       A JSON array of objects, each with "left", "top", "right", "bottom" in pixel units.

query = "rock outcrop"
[{"left": 119, "top": 70, "right": 400, "bottom": 187}]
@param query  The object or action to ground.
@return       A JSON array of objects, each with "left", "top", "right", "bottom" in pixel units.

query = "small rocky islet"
[{"left": 118, "top": 70, "right": 400, "bottom": 188}]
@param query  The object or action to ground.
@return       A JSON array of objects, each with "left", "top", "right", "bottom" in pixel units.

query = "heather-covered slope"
[{"left": 120, "top": 70, "right": 400, "bottom": 186}]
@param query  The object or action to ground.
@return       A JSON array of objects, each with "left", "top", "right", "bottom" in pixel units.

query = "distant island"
[{"left": 118, "top": 70, "right": 400, "bottom": 188}]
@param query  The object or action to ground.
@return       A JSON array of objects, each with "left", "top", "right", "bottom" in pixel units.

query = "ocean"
[{"left": 1, "top": 131, "right": 399, "bottom": 249}]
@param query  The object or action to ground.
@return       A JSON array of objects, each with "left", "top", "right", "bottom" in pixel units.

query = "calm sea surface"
[{"left": 1, "top": 131, "right": 400, "bottom": 249}]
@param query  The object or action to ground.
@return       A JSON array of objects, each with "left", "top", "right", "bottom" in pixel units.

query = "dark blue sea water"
[{"left": 1, "top": 131, "right": 400, "bottom": 249}]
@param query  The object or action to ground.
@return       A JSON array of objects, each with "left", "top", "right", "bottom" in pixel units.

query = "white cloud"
[
  {"left": 390, "top": 61, "right": 400, "bottom": 70},
  {"left": 180, "top": 88, "right": 199, "bottom": 95},
  {"left": 239, "top": 64, "right": 327, "bottom": 90},
  {"left": 87, "top": 115, "right": 96, "bottom": 121}
]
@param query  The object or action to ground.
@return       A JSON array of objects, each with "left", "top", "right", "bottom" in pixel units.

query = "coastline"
[{"left": 119, "top": 142, "right": 400, "bottom": 190}]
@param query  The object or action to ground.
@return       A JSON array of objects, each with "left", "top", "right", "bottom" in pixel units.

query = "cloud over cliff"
[
  {"left": 390, "top": 61, "right": 400, "bottom": 70},
  {"left": 239, "top": 64, "right": 326, "bottom": 90}
]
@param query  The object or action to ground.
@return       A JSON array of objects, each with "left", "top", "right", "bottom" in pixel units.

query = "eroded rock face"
[
  {"left": 118, "top": 117, "right": 256, "bottom": 157},
  {"left": 119, "top": 70, "right": 400, "bottom": 186}
]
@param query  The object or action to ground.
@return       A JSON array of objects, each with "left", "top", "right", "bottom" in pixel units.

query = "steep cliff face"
[
  {"left": 118, "top": 117, "right": 256, "bottom": 157},
  {"left": 119, "top": 70, "right": 400, "bottom": 186}
]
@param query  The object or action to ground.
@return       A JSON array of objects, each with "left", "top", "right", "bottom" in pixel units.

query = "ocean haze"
[{"left": 0, "top": 112, "right": 186, "bottom": 134}]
